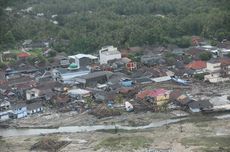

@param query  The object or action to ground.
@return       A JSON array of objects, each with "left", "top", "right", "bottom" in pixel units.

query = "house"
[
  {"left": 108, "top": 57, "right": 137, "bottom": 72},
  {"left": 204, "top": 73, "right": 230, "bottom": 83},
  {"left": 170, "top": 90, "right": 190, "bottom": 107},
  {"left": 10, "top": 103, "right": 27, "bottom": 118},
  {"left": 204, "top": 58, "right": 230, "bottom": 83},
  {"left": 0, "top": 100, "right": 11, "bottom": 111},
  {"left": 0, "top": 100, "right": 11, "bottom": 121},
  {"left": 0, "top": 110, "right": 12, "bottom": 121},
  {"left": 26, "top": 88, "right": 40, "bottom": 101},
  {"left": 108, "top": 59, "right": 126, "bottom": 72},
  {"left": 60, "top": 57, "right": 69, "bottom": 67},
  {"left": 27, "top": 101, "right": 43, "bottom": 115},
  {"left": 1, "top": 51, "right": 16, "bottom": 62},
  {"left": 206, "top": 59, "right": 221, "bottom": 73},
  {"left": 26, "top": 81, "right": 60, "bottom": 101},
  {"left": 126, "top": 61, "right": 137, "bottom": 71},
  {"left": 120, "top": 78, "right": 133, "bottom": 87},
  {"left": 188, "top": 100, "right": 213, "bottom": 113},
  {"left": 17, "top": 52, "right": 31, "bottom": 59},
  {"left": 220, "top": 58, "right": 230, "bottom": 76},
  {"left": 52, "top": 68, "right": 90, "bottom": 83},
  {"left": 185, "top": 60, "right": 207, "bottom": 74},
  {"left": 68, "top": 54, "right": 98, "bottom": 69},
  {"left": 73, "top": 71, "right": 113, "bottom": 87},
  {"left": 99, "top": 46, "right": 121, "bottom": 64},
  {"left": 135, "top": 77, "right": 153, "bottom": 84},
  {"left": 136, "top": 88, "right": 171, "bottom": 106},
  {"left": 23, "top": 40, "right": 48, "bottom": 49},
  {"left": 4, "top": 76, "right": 36, "bottom": 97},
  {"left": 209, "top": 95, "right": 230, "bottom": 111},
  {"left": 141, "top": 54, "right": 165, "bottom": 66},
  {"left": 151, "top": 76, "right": 171, "bottom": 83},
  {"left": 68, "top": 88, "right": 91, "bottom": 100},
  {"left": 22, "top": 39, "right": 32, "bottom": 46}
]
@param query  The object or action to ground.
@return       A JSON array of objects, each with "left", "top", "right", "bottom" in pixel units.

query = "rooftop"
[
  {"left": 186, "top": 60, "right": 206, "bottom": 70},
  {"left": 69, "top": 54, "right": 98, "bottom": 60},
  {"left": 137, "top": 88, "right": 169, "bottom": 99},
  {"left": 17, "top": 52, "right": 31, "bottom": 58}
]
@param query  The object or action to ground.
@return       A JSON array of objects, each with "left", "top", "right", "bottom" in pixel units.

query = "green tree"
[
  {"left": 115, "top": 94, "right": 124, "bottom": 105},
  {"left": 3, "top": 31, "right": 15, "bottom": 48},
  {"left": 85, "top": 96, "right": 94, "bottom": 108},
  {"left": 0, "top": 62, "right": 6, "bottom": 69},
  {"left": 199, "top": 52, "right": 212, "bottom": 61}
]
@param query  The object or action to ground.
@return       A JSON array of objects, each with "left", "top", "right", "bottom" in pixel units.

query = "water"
[{"left": 0, "top": 118, "right": 186, "bottom": 137}]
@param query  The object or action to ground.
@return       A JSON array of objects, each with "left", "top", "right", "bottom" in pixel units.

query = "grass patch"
[
  {"left": 181, "top": 135, "right": 230, "bottom": 151},
  {"left": 95, "top": 136, "right": 151, "bottom": 151},
  {"left": 8, "top": 49, "right": 22, "bottom": 53},
  {"left": 28, "top": 49, "right": 43, "bottom": 57}
]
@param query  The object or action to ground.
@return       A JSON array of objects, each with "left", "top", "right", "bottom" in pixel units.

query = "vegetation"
[
  {"left": 199, "top": 52, "right": 212, "bottom": 61},
  {"left": 0, "top": 0, "right": 230, "bottom": 54},
  {"left": 0, "top": 62, "right": 6, "bottom": 69},
  {"left": 194, "top": 73, "right": 207, "bottom": 80},
  {"left": 95, "top": 136, "right": 151, "bottom": 151},
  {"left": 181, "top": 136, "right": 230, "bottom": 152}
]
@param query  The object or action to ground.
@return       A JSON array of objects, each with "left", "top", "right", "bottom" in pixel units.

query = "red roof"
[
  {"left": 186, "top": 60, "right": 206, "bottom": 70},
  {"left": 136, "top": 88, "right": 168, "bottom": 99},
  {"left": 17, "top": 52, "right": 31, "bottom": 58}
]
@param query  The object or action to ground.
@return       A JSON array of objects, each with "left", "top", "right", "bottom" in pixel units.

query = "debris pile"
[
  {"left": 90, "top": 104, "right": 121, "bottom": 118},
  {"left": 30, "top": 136, "right": 70, "bottom": 152}
]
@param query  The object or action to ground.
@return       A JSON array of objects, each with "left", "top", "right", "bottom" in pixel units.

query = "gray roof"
[
  {"left": 209, "top": 95, "right": 230, "bottom": 106},
  {"left": 79, "top": 71, "right": 113, "bottom": 80},
  {"left": 27, "top": 101, "right": 43, "bottom": 110}
]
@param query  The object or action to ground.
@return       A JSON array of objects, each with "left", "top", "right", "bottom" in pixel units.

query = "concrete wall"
[
  {"left": 206, "top": 62, "right": 221, "bottom": 72},
  {"left": 99, "top": 46, "right": 121, "bottom": 64}
]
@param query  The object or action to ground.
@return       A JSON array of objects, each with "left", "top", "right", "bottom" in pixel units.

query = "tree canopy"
[{"left": 0, "top": 0, "right": 230, "bottom": 53}]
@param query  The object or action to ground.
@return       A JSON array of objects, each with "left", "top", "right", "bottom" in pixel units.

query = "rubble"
[
  {"left": 30, "top": 136, "right": 71, "bottom": 152},
  {"left": 90, "top": 104, "right": 121, "bottom": 118}
]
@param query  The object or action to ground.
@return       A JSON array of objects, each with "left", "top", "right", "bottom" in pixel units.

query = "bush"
[
  {"left": 0, "top": 62, "right": 6, "bottom": 69},
  {"left": 194, "top": 73, "right": 206, "bottom": 80}
]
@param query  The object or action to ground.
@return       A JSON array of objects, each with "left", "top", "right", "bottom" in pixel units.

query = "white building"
[
  {"left": 206, "top": 60, "right": 221, "bottom": 73},
  {"left": 204, "top": 73, "right": 230, "bottom": 83},
  {"left": 99, "top": 46, "right": 121, "bottom": 64},
  {"left": 204, "top": 59, "right": 230, "bottom": 83},
  {"left": 68, "top": 54, "right": 98, "bottom": 69}
]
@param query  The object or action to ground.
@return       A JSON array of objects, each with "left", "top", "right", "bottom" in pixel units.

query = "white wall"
[
  {"left": 99, "top": 46, "right": 121, "bottom": 64},
  {"left": 206, "top": 62, "right": 221, "bottom": 72}
]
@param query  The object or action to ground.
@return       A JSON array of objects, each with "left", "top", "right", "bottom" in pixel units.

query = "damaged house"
[
  {"left": 136, "top": 88, "right": 171, "bottom": 106},
  {"left": 204, "top": 58, "right": 230, "bottom": 83}
]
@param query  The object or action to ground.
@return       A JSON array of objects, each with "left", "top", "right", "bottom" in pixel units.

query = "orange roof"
[
  {"left": 136, "top": 88, "right": 168, "bottom": 100},
  {"left": 186, "top": 60, "right": 206, "bottom": 70},
  {"left": 17, "top": 52, "right": 31, "bottom": 58}
]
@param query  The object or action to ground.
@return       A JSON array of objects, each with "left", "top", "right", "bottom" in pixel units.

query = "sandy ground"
[{"left": 1, "top": 117, "right": 230, "bottom": 152}]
